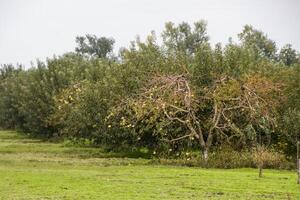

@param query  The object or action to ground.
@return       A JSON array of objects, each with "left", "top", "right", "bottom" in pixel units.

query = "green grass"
[{"left": 0, "top": 130, "right": 299, "bottom": 200}]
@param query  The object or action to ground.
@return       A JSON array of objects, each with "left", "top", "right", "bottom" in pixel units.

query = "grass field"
[{"left": 0, "top": 130, "right": 299, "bottom": 200}]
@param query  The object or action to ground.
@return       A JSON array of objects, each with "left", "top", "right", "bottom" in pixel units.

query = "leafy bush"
[{"left": 152, "top": 146, "right": 292, "bottom": 169}]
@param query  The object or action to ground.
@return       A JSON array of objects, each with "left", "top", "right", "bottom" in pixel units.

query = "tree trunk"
[
  {"left": 203, "top": 149, "right": 209, "bottom": 162},
  {"left": 297, "top": 141, "right": 299, "bottom": 184},
  {"left": 259, "top": 165, "right": 263, "bottom": 178},
  {"left": 297, "top": 158, "right": 300, "bottom": 184}
]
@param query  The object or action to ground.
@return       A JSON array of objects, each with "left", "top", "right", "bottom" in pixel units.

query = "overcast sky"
[{"left": 1, "top": 0, "right": 299, "bottom": 67}]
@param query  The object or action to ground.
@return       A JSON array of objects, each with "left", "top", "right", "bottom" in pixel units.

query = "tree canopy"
[
  {"left": 0, "top": 21, "right": 299, "bottom": 161},
  {"left": 75, "top": 34, "right": 115, "bottom": 58}
]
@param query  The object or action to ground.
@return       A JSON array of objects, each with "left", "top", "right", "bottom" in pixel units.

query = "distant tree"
[
  {"left": 279, "top": 44, "right": 298, "bottom": 66},
  {"left": 0, "top": 65, "right": 25, "bottom": 129},
  {"left": 238, "top": 25, "right": 276, "bottom": 60},
  {"left": 162, "top": 20, "right": 209, "bottom": 55},
  {"left": 280, "top": 69, "right": 300, "bottom": 154},
  {"left": 75, "top": 34, "right": 115, "bottom": 58}
]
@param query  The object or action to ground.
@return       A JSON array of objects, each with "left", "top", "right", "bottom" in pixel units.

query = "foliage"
[
  {"left": 279, "top": 44, "right": 298, "bottom": 66},
  {"left": 162, "top": 20, "right": 209, "bottom": 55},
  {"left": 238, "top": 25, "right": 277, "bottom": 60},
  {"left": 0, "top": 21, "right": 299, "bottom": 162},
  {"left": 75, "top": 34, "right": 115, "bottom": 59},
  {"left": 120, "top": 73, "right": 282, "bottom": 160}
]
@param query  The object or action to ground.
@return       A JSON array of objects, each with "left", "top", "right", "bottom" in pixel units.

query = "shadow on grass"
[{"left": 0, "top": 130, "right": 151, "bottom": 160}]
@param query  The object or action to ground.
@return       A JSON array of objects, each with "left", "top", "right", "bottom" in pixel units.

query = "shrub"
[{"left": 252, "top": 146, "right": 286, "bottom": 177}]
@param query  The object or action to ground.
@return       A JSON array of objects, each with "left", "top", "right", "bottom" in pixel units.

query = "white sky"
[{"left": 1, "top": 0, "right": 299, "bottom": 67}]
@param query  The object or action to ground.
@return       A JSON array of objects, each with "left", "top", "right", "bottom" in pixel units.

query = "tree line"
[{"left": 0, "top": 21, "right": 299, "bottom": 163}]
